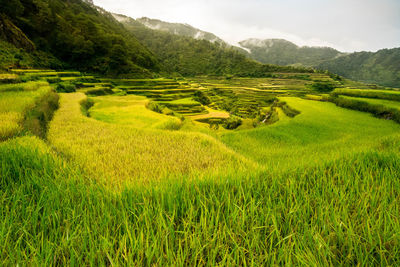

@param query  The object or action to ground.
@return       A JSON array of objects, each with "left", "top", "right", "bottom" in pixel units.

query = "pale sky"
[{"left": 93, "top": 0, "right": 400, "bottom": 52}]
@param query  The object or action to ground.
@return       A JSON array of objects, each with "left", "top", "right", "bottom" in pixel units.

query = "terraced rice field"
[
  {"left": 2, "top": 68, "right": 400, "bottom": 265},
  {"left": 48, "top": 92, "right": 250, "bottom": 186}
]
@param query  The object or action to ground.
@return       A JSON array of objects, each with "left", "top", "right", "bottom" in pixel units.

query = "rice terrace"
[{"left": 1, "top": 0, "right": 400, "bottom": 265}]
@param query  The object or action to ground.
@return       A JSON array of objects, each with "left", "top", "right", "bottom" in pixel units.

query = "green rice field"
[{"left": 1, "top": 69, "right": 400, "bottom": 265}]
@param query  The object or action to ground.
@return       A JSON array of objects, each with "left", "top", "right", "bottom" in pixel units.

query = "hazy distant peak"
[
  {"left": 113, "top": 13, "right": 131, "bottom": 23},
  {"left": 239, "top": 38, "right": 343, "bottom": 67},
  {"left": 240, "top": 38, "right": 298, "bottom": 49},
  {"left": 83, "top": 0, "right": 94, "bottom": 5},
  {"left": 136, "top": 17, "right": 226, "bottom": 44}
]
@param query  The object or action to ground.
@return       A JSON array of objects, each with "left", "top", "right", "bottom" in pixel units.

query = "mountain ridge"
[
  {"left": 0, "top": 0, "right": 159, "bottom": 76},
  {"left": 239, "top": 38, "right": 344, "bottom": 67},
  {"left": 318, "top": 48, "right": 400, "bottom": 87},
  {"left": 112, "top": 13, "right": 312, "bottom": 77},
  {"left": 136, "top": 17, "right": 226, "bottom": 45},
  {"left": 239, "top": 37, "right": 399, "bottom": 87}
]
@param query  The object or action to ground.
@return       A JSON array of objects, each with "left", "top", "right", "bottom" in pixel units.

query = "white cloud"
[{"left": 93, "top": 0, "right": 400, "bottom": 52}]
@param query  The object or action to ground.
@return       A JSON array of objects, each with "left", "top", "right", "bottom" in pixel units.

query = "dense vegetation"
[
  {"left": 318, "top": 48, "right": 400, "bottom": 87},
  {"left": 115, "top": 15, "right": 313, "bottom": 77},
  {"left": 0, "top": 40, "right": 63, "bottom": 70},
  {"left": 0, "top": 0, "right": 158, "bottom": 76}
]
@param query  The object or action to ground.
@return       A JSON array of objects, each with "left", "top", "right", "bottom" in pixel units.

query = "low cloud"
[{"left": 94, "top": 0, "right": 400, "bottom": 52}]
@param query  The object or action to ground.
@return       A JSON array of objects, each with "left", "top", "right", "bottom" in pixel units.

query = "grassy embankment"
[
  {"left": 0, "top": 79, "right": 58, "bottom": 140},
  {"left": 330, "top": 88, "right": 400, "bottom": 123},
  {"left": 47, "top": 93, "right": 250, "bottom": 186}
]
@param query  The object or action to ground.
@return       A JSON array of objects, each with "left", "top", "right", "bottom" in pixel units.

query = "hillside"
[
  {"left": 239, "top": 38, "right": 344, "bottom": 67},
  {"left": 133, "top": 16, "right": 250, "bottom": 56},
  {"left": 113, "top": 14, "right": 312, "bottom": 77},
  {"left": 318, "top": 48, "right": 400, "bottom": 88},
  {"left": 0, "top": 0, "right": 158, "bottom": 76}
]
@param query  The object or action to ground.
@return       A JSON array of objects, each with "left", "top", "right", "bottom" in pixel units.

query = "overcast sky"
[{"left": 93, "top": 0, "right": 400, "bottom": 52}]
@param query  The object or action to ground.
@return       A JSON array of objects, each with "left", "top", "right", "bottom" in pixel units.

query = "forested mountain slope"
[
  {"left": 318, "top": 48, "right": 400, "bottom": 87},
  {"left": 239, "top": 38, "right": 344, "bottom": 67},
  {"left": 135, "top": 17, "right": 226, "bottom": 44},
  {"left": 239, "top": 38, "right": 400, "bottom": 87},
  {"left": 113, "top": 14, "right": 313, "bottom": 77},
  {"left": 0, "top": 0, "right": 158, "bottom": 76}
]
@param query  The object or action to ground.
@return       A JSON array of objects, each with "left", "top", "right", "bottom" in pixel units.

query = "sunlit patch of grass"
[
  {"left": 0, "top": 81, "right": 48, "bottom": 92},
  {"left": 89, "top": 95, "right": 182, "bottom": 129},
  {"left": 0, "top": 73, "right": 18, "bottom": 82},
  {"left": 167, "top": 97, "right": 200, "bottom": 105},
  {"left": 10, "top": 69, "right": 56, "bottom": 73},
  {"left": 0, "top": 86, "right": 52, "bottom": 113}
]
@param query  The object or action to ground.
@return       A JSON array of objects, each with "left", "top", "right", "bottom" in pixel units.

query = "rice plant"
[{"left": 2, "top": 74, "right": 400, "bottom": 265}]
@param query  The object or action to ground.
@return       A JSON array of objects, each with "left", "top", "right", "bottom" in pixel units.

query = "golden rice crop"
[
  {"left": 48, "top": 93, "right": 251, "bottom": 187},
  {"left": 0, "top": 86, "right": 52, "bottom": 113},
  {"left": 0, "top": 81, "right": 48, "bottom": 92},
  {"left": 0, "top": 73, "right": 18, "bottom": 80},
  {"left": 10, "top": 69, "right": 56, "bottom": 73},
  {"left": 0, "top": 82, "right": 52, "bottom": 140},
  {"left": 0, "top": 112, "right": 23, "bottom": 140}
]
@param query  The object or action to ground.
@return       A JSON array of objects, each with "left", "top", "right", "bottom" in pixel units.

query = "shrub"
[
  {"left": 193, "top": 90, "right": 211, "bottom": 105},
  {"left": 161, "top": 107, "right": 174, "bottom": 116},
  {"left": 47, "top": 77, "right": 62, "bottom": 84},
  {"left": 80, "top": 98, "right": 95, "bottom": 117},
  {"left": 146, "top": 101, "right": 163, "bottom": 113},
  {"left": 311, "top": 81, "right": 336, "bottom": 92},
  {"left": 262, "top": 107, "right": 279, "bottom": 125},
  {"left": 85, "top": 88, "right": 113, "bottom": 96},
  {"left": 222, "top": 116, "right": 242, "bottom": 130},
  {"left": 279, "top": 102, "right": 301, "bottom": 118},
  {"left": 56, "top": 82, "right": 76, "bottom": 93}
]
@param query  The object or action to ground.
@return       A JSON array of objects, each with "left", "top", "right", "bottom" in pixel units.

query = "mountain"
[
  {"left": 240, "top": 38, "right": 400, "bottom": 87},
  {"left": 318, "top": 48, "right": 400, "bottom": 88},
  {"left": 113, "top": 14, "right": 312, "bottom": 77},
  {"left": 135, "top": 17, "right": 226, "bottom": 44},
  {"left": 240, "top": 38, "right": 344, "bottom": 67},
  {"left": 0, "top": 0, "right": 158, "bottom": 76},
  {"left": 132, "top": 17, "right": 249, "bottom": 55},
  {"left": 0, "top": 0, "right": 312, "bottom": 78}
]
